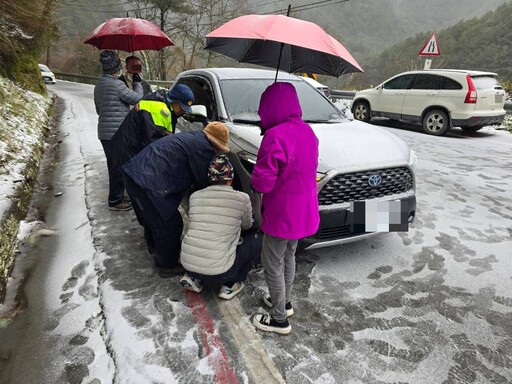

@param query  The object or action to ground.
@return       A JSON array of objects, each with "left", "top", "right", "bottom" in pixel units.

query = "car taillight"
[{"left": 464, "top": 74, "right": 477, "bottom": 104}]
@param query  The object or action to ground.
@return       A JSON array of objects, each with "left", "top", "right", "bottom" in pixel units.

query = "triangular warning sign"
[{"left": 419, "top": 32, "right": 440, "bottom": 56}]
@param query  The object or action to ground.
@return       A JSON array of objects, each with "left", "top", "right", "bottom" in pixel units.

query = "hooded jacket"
[{"left": 251, "top": 82, "right": 320, "bottom": 239}]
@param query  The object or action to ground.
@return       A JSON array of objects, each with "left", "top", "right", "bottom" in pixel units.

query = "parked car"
[
  {"left": 352, "top": 69, "right": 507, "bottom": 135},
  {"left": 300, "top": 76, "right": 330, "bottom": 97},
  {"left": 300, "top": 76, "right": 348, "bottom": 113},
  {"left": 175, "top": 68, "right": 417, "bottom": 250},
  {"left": 38, "top": 64, "right": 56, "bottom": 84}
]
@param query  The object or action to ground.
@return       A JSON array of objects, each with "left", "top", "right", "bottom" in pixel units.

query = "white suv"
[{"left": 352, "top": 69, "right": 507, "bottom": 135}]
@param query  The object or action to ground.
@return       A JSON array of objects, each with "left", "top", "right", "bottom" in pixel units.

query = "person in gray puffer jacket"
[
  {"left": 94, "top": 50, "right": 143, "bottom": 211},
  {"left": 179, "top": 155, "right": 262, "bottom": 300}
]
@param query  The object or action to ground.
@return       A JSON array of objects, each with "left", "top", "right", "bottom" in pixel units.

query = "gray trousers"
[{"left": 261, "top": 234, "right": 298, "bottom": 322}]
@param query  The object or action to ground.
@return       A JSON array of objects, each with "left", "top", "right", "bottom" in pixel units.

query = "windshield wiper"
[
  {"left": 232, "top": 118, "right": 261, "bottom": 127},
  {"left": 303, "top": 119, "right": 335, "bottom": 124}
]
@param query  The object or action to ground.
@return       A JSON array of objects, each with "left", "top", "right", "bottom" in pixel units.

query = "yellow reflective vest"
[{"left": 138, "top": 100, "right": 173, "bottom": 133}]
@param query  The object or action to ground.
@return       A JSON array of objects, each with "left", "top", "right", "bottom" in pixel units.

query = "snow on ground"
[{"left": 0, "top": 76, "right": 52, "bottom": 219}]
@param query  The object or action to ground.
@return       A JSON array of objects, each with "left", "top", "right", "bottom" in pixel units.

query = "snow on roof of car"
[{"left": 180, "top": 67, "right": 300, "bottom": 81}]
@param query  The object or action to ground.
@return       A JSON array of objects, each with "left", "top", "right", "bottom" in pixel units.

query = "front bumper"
[{"left": 301, "top": 194, "right": 416, "bottom": 250}]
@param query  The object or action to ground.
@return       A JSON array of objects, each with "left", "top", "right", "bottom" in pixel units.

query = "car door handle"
[{"left": 396, "top": 91, "right": 405, "bottom": 95}]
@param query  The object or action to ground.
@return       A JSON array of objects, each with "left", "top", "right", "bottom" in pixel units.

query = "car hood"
[{"left": 228, "top": 120, "right": 411, "bottom": 173}]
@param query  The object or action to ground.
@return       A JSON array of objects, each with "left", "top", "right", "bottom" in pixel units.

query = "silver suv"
[
  {"left": 352, "top": 69, "right": 506, "bottom": 135},
  {"left": 175, "top": 68, "right": 417, "bottom": 250}
]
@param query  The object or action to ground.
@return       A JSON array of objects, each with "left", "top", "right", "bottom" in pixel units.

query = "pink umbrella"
[
  {"left": 84, "top": 17, "right": 174, "bottom": 52},
  {"left": 205, "top": 14, "right": 363, "bottom": 78}
]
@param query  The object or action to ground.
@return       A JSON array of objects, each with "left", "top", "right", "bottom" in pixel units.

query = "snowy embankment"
[{"left": 0, "top": 76, "right": 52, "bottom": 299}]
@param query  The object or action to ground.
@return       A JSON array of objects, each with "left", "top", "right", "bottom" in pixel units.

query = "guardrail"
[
  {"left": 55, "top": 73, "right": 511, "bottom": 115},
  {"left": 55, "top": 72, "right": 174, "bottom": 89}
]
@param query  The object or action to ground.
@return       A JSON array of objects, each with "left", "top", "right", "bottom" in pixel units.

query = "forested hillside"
[
  {"left": 265, "top": 0, "right": 507, "bottom": 63},
  {"left": 36, "top": 0, "right": 512, "bottom": 86},
  {"left": 342, "top": 2, "right": 512, "bottom": 89}
]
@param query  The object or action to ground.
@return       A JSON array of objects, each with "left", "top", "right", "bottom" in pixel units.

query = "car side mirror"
[
  {"left": 181, "top": 104, "right": 208, "bottom": 127},
  {"left": 189, "top": 105, "right": 207, "bottom": 118}
]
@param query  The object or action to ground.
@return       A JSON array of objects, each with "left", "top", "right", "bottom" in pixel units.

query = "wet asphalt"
[{"left": 0, "top": 81, "right": 511, "bottom": 383}]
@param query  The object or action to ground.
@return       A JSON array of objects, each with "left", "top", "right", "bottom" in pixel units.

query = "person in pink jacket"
[{"left": 251, "top": 82, "right": 319, "bottom": 335}]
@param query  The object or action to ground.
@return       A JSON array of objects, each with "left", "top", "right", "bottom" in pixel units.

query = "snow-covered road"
[{"left": 1, "top": 81, "right": 511, "bottom": 384}]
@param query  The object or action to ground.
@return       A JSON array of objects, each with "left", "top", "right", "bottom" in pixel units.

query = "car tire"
[
  {"left": 352, "top": 100, "right": 371, "bottom": 122},
  {"left": 422, "top": 109, "right": 450, "bottom": 136},
  {"left": 461, "top": 126, "right": 483, "bottom": 133}
]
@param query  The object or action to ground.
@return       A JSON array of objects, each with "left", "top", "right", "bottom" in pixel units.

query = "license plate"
[
  {"left": 349, "top": 200, "right": 409, "bottom": 233},
  {"left": 495, "top": 94, "right": 503, "bottom": 104}
]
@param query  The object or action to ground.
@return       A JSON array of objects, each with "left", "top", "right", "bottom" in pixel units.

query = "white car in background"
[
  {"left": 352, "top": 69, "right": 506, "bottom": 135},
  {"left": 38, "top": 64, "right": 56, "bottom": 84}
]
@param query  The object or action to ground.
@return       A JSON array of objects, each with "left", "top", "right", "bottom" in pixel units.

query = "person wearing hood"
[
  {"left": 109, "top": 84, "right": 195, "bottom": 176},
  {"left": 251, "top": 82, "right": 320, "bottom": 335},
  {"left": 119, "top": 55, "right": 152, "bottom": 96},
  {"left": 94, "top": 50, "right": 144, "bottom": 211},
  {"left": 122, "top": 121, "right": 230, "bottom": 276}
]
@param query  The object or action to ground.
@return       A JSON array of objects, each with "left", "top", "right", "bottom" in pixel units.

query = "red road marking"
[{"left": 185, "top": 290, "right": 239, "bottom": 384}]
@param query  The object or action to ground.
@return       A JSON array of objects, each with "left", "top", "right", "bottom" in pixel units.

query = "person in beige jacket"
[{"left": 179, "top": 155, "right": 262, "bottom": 300}]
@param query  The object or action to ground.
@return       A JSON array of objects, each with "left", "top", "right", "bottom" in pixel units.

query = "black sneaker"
[
  {"left": 108, "top": 200, "right": 132, "bottom": 211},
  {"left": 252, "top": 314, "right": 291, "bottom": 335},
  {"left": 263, "top": 295, "right": 294, "bottom": 317}
]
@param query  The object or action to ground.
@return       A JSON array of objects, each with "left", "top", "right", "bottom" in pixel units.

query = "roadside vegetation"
[{"left": 0, "top": 77, "right": 52, "bottom": 302}]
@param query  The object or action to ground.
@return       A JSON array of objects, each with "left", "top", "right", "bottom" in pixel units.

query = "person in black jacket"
[
  {"left": 109, "top": 84, "right": 195, "bottom": 182},
  {"left": 122, "top": 121, "right": 230, "bottom": 276}
]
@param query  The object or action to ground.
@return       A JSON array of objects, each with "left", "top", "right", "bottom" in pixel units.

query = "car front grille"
[{"left": 318, "top": 166, "right": 413, "bottom": 205}]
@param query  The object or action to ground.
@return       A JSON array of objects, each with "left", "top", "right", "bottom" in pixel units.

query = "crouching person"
[{"left": 179, "top": 155, "right": 262, "bottom": 300}]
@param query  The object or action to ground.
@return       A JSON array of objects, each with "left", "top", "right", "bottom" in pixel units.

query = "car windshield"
[
  {"left": 219, "top": 78, "right": 345, "bottom": 123},
  {"left": 39, "top": 64, "right": 51, "bottom": 72}
]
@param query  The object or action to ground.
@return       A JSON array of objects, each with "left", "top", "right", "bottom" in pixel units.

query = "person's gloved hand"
[{"left": 132, "top": 73, "right": 142, "bottom": 83}]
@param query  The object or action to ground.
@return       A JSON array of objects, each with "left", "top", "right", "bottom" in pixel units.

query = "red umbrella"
[
  {"left": 205, "top": 14, "right": 363, "bottom": 79},
  {"left": 84, "top": 17, "right": 174, "bottom": 52}
]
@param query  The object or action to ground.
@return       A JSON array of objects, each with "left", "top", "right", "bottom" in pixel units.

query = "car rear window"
[
  {"left": 471, "top": 75, "right": 503, "bottom": 90},
  {"left": 440, "top": 76, "right": 462, "bottom": 90}
]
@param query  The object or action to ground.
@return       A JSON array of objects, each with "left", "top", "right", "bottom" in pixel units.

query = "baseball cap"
[{"left": 166, "top": 84, "right": 194, "bottom": 113}]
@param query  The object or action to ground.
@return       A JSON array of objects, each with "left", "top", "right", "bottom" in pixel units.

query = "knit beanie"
[{"left": 99, "top": 50, "right": 122, "bottom": 74}]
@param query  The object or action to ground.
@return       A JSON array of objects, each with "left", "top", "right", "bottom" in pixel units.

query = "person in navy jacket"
[{"left": 122, "top": 121, "right": 230, "bottom": 275}]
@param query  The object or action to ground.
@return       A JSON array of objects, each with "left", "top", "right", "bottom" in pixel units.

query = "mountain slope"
[{"left": 345, "top": 2, "right": 512, "bottom": 88}]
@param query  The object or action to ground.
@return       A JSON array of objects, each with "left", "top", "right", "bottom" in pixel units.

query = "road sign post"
[{"left": 419, "top": 32, "right": 440, "bottom": 69}]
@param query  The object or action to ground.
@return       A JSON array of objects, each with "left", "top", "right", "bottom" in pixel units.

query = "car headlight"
[
  {"left": 409, "top": 149, "right": 417, "bottom": 173},
  {"left": 238, "top": 151, "right": 257, "bottom": 173},
  {"left": 316, "top": 172, "right": 326, "bottom": 182}
]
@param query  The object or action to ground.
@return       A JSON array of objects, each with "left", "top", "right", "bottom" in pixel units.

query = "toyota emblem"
[{"left": 368, "top": 174, "right": 382, "bottom": 187}]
